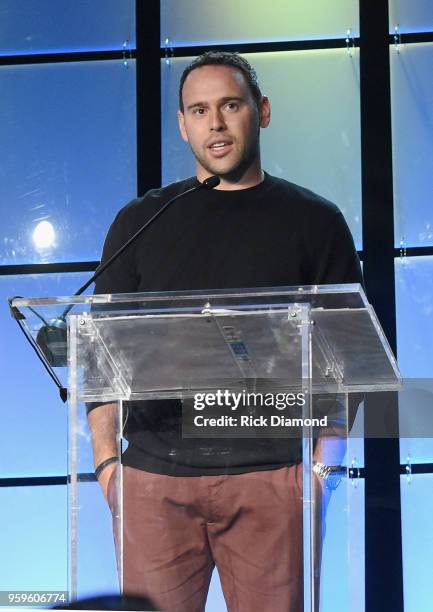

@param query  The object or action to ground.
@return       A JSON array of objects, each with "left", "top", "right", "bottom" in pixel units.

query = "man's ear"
[
  {"left": 259, "top": 96, "right": 271, "bottom": 129},
  {"left": 177, "top": 110, "right": 189, "bottom": 142}
]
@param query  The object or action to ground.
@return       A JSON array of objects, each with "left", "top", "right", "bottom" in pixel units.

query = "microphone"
[
  {"left": 202, "top": 175, "right": 220, "bottom": 189},
  {"left": 35, "top": 176, "right": 220, "bottom": 369}
]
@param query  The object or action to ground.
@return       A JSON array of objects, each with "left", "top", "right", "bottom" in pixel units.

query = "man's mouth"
[{"left": 208, "top": 141, "right": 233, "bottom": 157}]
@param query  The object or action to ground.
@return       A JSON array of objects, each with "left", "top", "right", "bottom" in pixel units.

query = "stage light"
[{"left": 33, "top": 220, "right": 56, "bottom": 249}]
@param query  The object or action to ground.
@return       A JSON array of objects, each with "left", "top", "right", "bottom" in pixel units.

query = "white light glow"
[{"left": 33, "top": 221, "right": 56, "bottom": 249}]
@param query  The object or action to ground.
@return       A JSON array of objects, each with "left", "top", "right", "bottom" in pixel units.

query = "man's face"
[{"left": 178, "top": 65, "right": 270, "bottom": 183}]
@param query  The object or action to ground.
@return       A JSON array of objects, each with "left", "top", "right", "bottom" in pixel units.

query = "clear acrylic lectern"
[{"left": 10, "top": 284, "right": 401, "bottom": 611}]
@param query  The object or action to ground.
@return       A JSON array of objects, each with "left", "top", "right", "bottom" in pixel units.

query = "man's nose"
[{"left": 209, "top": 108, "right": 226, "bottom": 131}]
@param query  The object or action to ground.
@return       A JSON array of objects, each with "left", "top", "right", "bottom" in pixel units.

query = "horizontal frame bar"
[
  {"left": 0, "top": 473, "right": 96, "bottom": 487},
  {"left": 0, "top": 262, "right": 99, "bottom": 276},
  {"left": 1, "top": 32, "right": 431, "bottom": 68},
  {"left": 2, "top": 464, "right": 433, "bottom": 488},
  {"left": 0, "top": 49, "right": 136, "bottom": 66},
  {"left": 161, "top": 37, "right": 360, "bottom": 59},
  {"left": 394, "top": 246, "right": 433, "bottom": 258},
  {"left": 389, "top": 31, "right": 433, "bottom": 45}
]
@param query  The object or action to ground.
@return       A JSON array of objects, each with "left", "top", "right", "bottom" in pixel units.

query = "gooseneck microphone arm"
[
  {"left": 62, "top": 175, "right": 221, "bottom": 318},
  {"left": 62, "top": 174, "right": 221, "bottom": 318},
  {"left": 9, "top": 176, "right": 220, "bottom": 402}
]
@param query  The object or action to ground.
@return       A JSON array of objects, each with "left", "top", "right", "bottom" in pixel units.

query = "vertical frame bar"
[
  {"left": 136, "top": 0, "right": 161, "bottom": 196},
  {"left": 359, "top": 2, "right": 403, "bottom": 608}
]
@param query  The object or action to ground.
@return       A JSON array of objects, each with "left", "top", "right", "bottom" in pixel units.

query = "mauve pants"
[{"left": 107, "top": 464, "right": 326, "bottom": 612}]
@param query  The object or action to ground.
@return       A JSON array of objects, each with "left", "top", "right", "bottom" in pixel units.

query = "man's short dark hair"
[{"left": 178, "top": 51, "right": 262, "bottom": 113}]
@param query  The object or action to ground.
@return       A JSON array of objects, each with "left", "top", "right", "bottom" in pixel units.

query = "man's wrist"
[{"left": 95, "top": 456, "right": 119, "bottom": 479}]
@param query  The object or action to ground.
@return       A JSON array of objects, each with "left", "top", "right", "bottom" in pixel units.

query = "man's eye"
[
  {"left": 225, "top": 102, "right": 239, "bottom": 111},
  {"left": 193, "top": 108, "right": 206, "bottom": 115}
]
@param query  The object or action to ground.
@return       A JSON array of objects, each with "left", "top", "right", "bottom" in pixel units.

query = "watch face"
[{"left": 313, "top": 462, "right": 327, "bottom": 478}]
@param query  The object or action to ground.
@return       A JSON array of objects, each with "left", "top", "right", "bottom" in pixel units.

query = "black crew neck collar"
[{"left": 194, "top": 172, "right": 270, "bottom": 196}]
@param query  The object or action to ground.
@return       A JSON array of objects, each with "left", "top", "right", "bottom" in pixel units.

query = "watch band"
[{"left": 95, "top": 456, "right": 119, "bottom": 479}]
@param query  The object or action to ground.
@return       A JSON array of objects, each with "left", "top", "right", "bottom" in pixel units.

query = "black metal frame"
[
  {"left": 0, "top": 262, "right": 99, "bottom": 276},
  {"left": 360, "top": 3, "right": 403, "bottom": 609},
  {"left": 163, "top": 37, "right": 359, "bottom": 58},
  {"left": 136, "top": 0, "right": 161, "bottom": 195},
  {"left": 1, "top": 2, "right": 433, "bottom": 610},
  {"left": 0, "top": 50, "right": 135, "bottom": 66}
]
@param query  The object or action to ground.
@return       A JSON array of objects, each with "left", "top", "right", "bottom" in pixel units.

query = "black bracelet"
[{"left": 95, "top": 456, "right": 119, "bottom": 479}]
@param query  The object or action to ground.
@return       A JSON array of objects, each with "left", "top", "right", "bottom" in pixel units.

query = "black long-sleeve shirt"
[{"left": 92, "top": 172, "right": 363, "bottom": 476}]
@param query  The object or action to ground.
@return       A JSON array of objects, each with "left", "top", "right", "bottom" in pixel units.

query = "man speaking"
[{"left": 88, "top": 51, "right": 362, "bottom": 611}]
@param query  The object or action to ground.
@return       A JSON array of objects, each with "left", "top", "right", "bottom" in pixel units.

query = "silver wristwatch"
[{"left": 312, "top": 462, "right": 343, "bottom": 491}]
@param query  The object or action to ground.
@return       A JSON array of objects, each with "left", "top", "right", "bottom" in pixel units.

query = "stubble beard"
[{"left": 190, "top": 139, "right": 261, "bottom": 184}]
